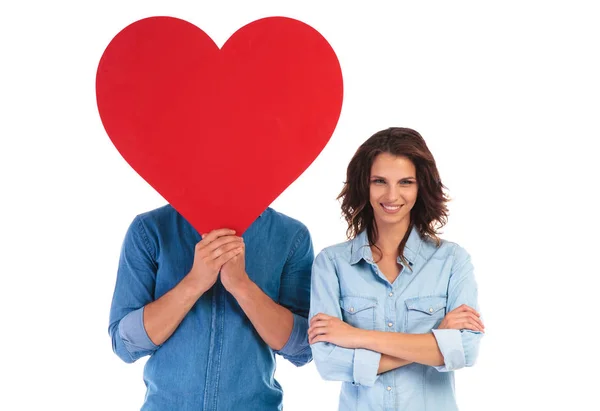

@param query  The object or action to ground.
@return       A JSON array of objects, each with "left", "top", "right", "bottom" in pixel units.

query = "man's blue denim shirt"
[{"left": 109, "top": 205, "right": 314, "bottom": 410}]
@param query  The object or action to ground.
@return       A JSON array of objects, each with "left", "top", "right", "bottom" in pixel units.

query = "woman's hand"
[
  {"left": 308, "top": 303, "right": 484, "bottom": 352},
  {"left": 438, "top": 304, "right": 485, "bottom": 332},
  {"left": 308, "top": 313, "right": 366, "bottom": 349}
]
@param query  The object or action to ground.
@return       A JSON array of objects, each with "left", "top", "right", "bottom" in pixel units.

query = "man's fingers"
[
  {"left": 209, "top": 240, "right": 243, "bottom": 260},
  {"left": 214, "top": 246, "right": 243, "bottom": 266},
  {"left": 200, "top": 235, "right": 242, "bottom": 253},
  {"left": 197, "top": 229, "right": 236, "bottom": 248},
  {"left": 204, "top": 242, "right": 240, "bottom": 262}
]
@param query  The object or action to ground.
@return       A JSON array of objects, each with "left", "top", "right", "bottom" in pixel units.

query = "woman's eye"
[
  {"left": 400, "top": 180, "right": 415, "bottom": 185},
  {"left": 372, "top": 179, "right": 385, "bottom": 184}
]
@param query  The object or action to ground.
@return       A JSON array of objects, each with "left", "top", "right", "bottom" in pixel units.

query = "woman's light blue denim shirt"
[{"left": 309, "top": 227, "right": 483, "bottom": 411}]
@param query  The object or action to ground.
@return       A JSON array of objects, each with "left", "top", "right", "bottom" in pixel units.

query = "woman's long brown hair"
[{"left": 337, "top": 127, "right": 449, "bottom": 264}]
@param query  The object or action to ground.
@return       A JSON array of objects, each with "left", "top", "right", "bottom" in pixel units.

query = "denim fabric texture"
[
  {"left": 109, "top": 205, "right": 313, "bottom": 411},
  {"left": 310, "top": 227, "right": 483, "bottom": 411}
]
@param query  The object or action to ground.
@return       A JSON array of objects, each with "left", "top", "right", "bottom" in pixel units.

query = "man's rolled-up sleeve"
[
  {"left": 274, "top": 226, "right": 315, "bottom": 366},
  {"left": 108, "top": 216, "right": 160, "bottom": 363}
]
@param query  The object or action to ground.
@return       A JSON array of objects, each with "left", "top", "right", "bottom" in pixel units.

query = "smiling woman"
[
  {"left": 308, "top": 127, "right": 484, "bottom": 411},
  {"left": 370, "top": 153, "right": 418, "bottom": 221},
  {"left": 337, "top": 127, "right": 450, "bottom": 274}
]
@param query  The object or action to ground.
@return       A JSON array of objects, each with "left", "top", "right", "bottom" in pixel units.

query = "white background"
[{"left": 1, "top": 1, "right": 599, "bottom": 410}]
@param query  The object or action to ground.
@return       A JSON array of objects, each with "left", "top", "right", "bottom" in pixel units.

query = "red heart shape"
[{"left": 96, "top": 16, "right": 343, "bottom": 233}]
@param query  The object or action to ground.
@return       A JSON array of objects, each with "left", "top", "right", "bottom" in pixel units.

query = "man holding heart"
[
  {"left": 98, "top": 14, "right": 343, "bottom": 411},
  {"left": 108, "top": 206, "right": 313, "bottom": 410}
]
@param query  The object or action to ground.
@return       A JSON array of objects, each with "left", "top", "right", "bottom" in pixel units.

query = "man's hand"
[
  {"left": 220, "top": 239, "right": 251, "bottom": 295},
  {"left": 437, "top": 304, "right": 485, "bottom": 332},
  {"left": 187, "top": 229, "right": 243, "bottom": 294}
]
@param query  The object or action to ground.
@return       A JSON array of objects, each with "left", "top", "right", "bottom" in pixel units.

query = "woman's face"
[{"left": 369, "top": 152, "right": 418, "bottom": 229}]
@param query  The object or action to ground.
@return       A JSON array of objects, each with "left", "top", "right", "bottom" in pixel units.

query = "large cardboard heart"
[{"left": 96, "top": 16, "right": 343, "bottom": 233}]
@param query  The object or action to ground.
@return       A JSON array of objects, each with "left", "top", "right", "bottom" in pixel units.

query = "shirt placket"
[
  {"left": 202, "top": 279, "right": 226, "bottom": 411},
  {"left": 368, "top": 261, "right": 396, "bottom": 409},
  {"left": 392, "top": 263, "right": 414, "bottom": 408},
  {"left": 383, "top": 279, "right": 397, "bottom": 410}
]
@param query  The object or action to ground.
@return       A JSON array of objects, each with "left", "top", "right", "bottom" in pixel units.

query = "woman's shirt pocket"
[
  {"left": 339, "top": 296, "right": 378, "bottom": 330},
  {"left": 404, "top": 295, "right": 447, "bottom": 333}
]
